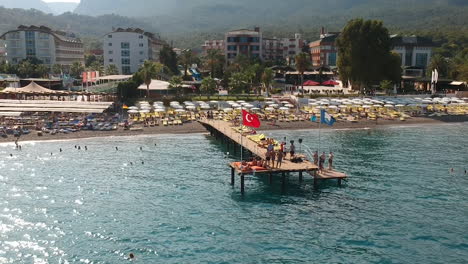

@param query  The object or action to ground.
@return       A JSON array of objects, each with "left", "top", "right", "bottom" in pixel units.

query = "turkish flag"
[{"left": 242, "top": 110, "right": 261, "bottom": 128}]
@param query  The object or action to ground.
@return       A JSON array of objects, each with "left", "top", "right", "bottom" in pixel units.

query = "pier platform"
[{"left": 199, "top": 119, "right": 347, "bottom": 194}]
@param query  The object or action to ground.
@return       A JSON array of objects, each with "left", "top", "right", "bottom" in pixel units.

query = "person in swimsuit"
[
  {"left": 328, "top": 152, "right": 334, "bottom": 170},
  {"left": 313, "top": 151, "right": 319, "bottom": 165},
  {"left": 276, "top": 150, "right": 283, "bottom": 168}
]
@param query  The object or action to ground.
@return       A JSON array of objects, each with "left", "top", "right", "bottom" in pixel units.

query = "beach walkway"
[{"left": 199, "top": 119, "right": 347, "bottom": 194}]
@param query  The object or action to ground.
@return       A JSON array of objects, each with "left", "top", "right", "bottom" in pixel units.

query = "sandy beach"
[{"left": 2, "top": 115, "right": 466, "bottom": 144}]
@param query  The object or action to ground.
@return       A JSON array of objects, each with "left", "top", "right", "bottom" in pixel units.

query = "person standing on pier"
[
  {"left": 313, "top": 151, "right": 319, "bottom": 165},
  {"left": 319, "top": 152, "right": 326, "bottom": 172},
  {"left": 328, "top": 152, "right": 334, "bottom": 170},
  {"left": 276, "top": 150, "right": 283, "bottom": 168},
  {"left": 289, "top": 142, "right": 296, "bottom": 159}
]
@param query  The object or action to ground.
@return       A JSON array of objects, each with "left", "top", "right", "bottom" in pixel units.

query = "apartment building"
[
  {"left": 202, "top": 27, "right": 303, "bottom": 64},
  {"left": 103, "top": 28, "right": 165, "bottom": 74},
  {"left": 0, "top": 25, "right": 84, "bottom": 67},
  {"left": 309, "top": 28, "right": 339, "bottom": 67}
]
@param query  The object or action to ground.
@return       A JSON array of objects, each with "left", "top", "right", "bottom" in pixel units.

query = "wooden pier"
[{"left": 199, "top": 119, "right": 347, "bottom": 194}]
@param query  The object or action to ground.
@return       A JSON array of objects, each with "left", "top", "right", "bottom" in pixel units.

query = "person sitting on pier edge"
[
  {"left": 240, "top": 160, "right": 251, "bottom": 171},
  {"left": 313, "top": 151, "right": 319, "bottom": 165},
  {"left": 328, "top": 152, "right": 334, "bottom": 170},
  {"left": 251, "top": 157, "right": 258, "bottom": 166},
  {"left": 319, "top": 152, "right": 326, "bottom": 172},
  {"left": 276, "top": 150, "right": 283, "bottom": 168}
]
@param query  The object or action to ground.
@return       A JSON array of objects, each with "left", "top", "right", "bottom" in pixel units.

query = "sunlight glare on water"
[{"left": 0, "top": 123, "right": 467, "bottom": 263}]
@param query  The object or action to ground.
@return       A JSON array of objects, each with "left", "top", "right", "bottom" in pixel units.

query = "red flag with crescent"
[{"left": 242, "top": 109, "right": 261, "bottom": 128}]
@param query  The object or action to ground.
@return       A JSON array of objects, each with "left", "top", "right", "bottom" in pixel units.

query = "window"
[
  {"left": 108, "top": 43, "right": 112, "bottom": 46},
  {"left": 122, "top": 58, "right": 130, "bottom": 65},
  {"left": 108, "top": 50, "right": 113, "bottom": 54},
  {"left": 122, "top": 66, "right": 131, "bottom": 74},
  {"left": 121, "top": 50, "right": 130, "bottom": 57},
  {"left": 25, "top": 31, "right": 35, "bottom": 39},
  {"left": 108, "top": 34, "right": 112, "bottom": 38},
  {"left": 328, "top": 52, "right": 337, "bottom": 66},
  {"left": 405, "top": 52, "right": 412, "bottom": 66},
  {"left": 415, "top": 53, "right": 428, "bottom": 68},
  {"left": 109, "top": 59, "right": 113, "bottom": 62},
  {"left": 227, "top": 45, "right": 236, "bottom": 51},
  {"left": 121, "top": 42, "right": 130, "bottom": 49},
  {"left": 39, "top": 33, "right": 49, "bottom": 40},
  {"left": 139, "top": 43, "right": 144, "bottom": 47}
]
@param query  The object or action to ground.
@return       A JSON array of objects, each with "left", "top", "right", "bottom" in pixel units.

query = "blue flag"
[{"left": 320, "top": 109, "right": 336, "bottom": 126}]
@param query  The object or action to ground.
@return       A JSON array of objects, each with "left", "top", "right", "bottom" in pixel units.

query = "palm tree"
[
  {"left": 295, "top": 52, "right": 311, "bottom": 95},
  {"left": 179, "top": 49, "right": 194, "bottom": 77},
  {"left": 205, "top": 49, "right": 224, "bottom": 78},
  {"left": 139, "top": 61, "right": 163, "bottom": 98},
  {"left": 262, "top": 68, "right": 274, "bottom": 97},
  {"left": 169, "top": 76, "right": 184, "bottom": 95}
]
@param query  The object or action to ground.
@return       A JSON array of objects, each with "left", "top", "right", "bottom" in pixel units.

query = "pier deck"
[{"left": 199, "top": 119, "right": 347, "bottom": 193}]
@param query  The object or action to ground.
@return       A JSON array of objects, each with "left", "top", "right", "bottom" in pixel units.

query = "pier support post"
[
  {"left": 299, "top": 172, "right": 303, "bottom": 183},
  {"left": 231, "top": 167, "right": 235, "bottom": 186},
  {"left": 281, "top": 172, "right": 286, "bottom": 193},
  {"left": 240, "top": 174, "right": 245, "bottom": 195},
  {"left": 269, "top": 173, "right": 273, "bottom": 184}
]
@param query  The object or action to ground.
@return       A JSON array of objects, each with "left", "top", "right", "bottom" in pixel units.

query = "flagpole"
[{"left": 318, "top": 109, "right": 322, "bottom": 154}]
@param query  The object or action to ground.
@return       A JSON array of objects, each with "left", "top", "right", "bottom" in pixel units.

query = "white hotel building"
[
  {"left": 103, "top": 28, "right": 165, "bottom": 75},
  {"left": 0, "top": 25, "right": 84, "bottom": 67}
]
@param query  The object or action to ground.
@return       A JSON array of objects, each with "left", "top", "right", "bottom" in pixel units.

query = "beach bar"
[{"left": 199, "top": 119, "right": 347, "bottom": 194}]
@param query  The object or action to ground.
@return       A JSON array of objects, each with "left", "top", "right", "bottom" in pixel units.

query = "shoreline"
[{"left": 3, "top": 116, "right": 467, "bottom": 144}]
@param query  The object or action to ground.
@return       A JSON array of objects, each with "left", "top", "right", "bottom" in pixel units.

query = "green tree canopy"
[
  {"left": 336, "top": 19, "right": 397, "bottom": 93},
  {"left": 105, "top": 64, "right": 119, "bottom": 76},
  {"left": 160, "top": 45, "right": 179, "bottom": 75},
  {"left": 295, "top": 52, "right": 311, "bottom": 95},
  {"left": 261, "top": 68, "right": 275, "bottom": 97},
  {"left": 138, "top": 61, "right": 164, "bottom": 98},
  {"left": 203, "top": 49, "right": 225, "bottom": 78},
  {"left": 200, "top": 77, "right": 217, "bottom": 95}
]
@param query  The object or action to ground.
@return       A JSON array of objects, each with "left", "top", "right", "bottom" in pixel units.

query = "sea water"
[{"left": 0, "top": 123, "right": 467, "bottom": 263}]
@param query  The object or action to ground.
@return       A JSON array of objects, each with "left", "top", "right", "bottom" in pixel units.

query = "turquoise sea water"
[{"left": 0, "top": 123, "right": 467, "bottom": 263}]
